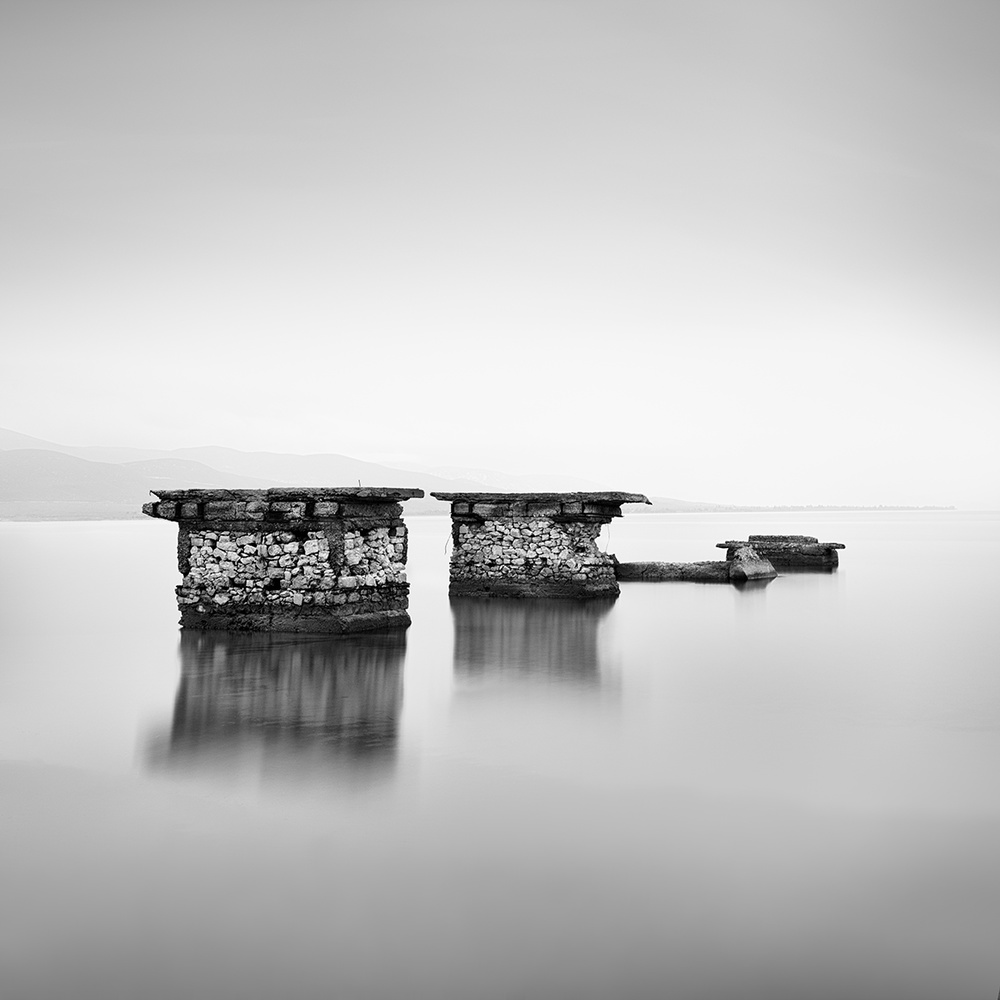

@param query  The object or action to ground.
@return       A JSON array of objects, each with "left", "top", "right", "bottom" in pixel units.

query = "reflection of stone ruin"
[
  {"left": 451, "top": 597, "right": 614, "bottom": 683},
  {"left": 432, "top": 492, "right": 650, "bottom": 598},
  {"left": 155, "top": 631, "right": 405, "bottom": 774},
  {"left": 143, "top": 488, "right": 422, "bottom": 631}
]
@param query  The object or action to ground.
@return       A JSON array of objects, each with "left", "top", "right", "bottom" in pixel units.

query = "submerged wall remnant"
[
  {"left": 142, "top": 488, "right": 423, "bottom": 631},
  {"left": 615, "top": 560, "right": 732, "bottom": 583},
  {"left": 717, "top": 534, "right": 845, "bottom": 570},
  {"left": 431, "top": 492, "right": 650, "bottom": 598},
  {"left": 615, "top": 544, "right": 776, "bottom": 584}
]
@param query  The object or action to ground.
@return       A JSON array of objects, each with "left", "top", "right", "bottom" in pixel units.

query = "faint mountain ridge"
[
  {"left": 0, "top": 427, "right": 621, "bottom": 498},
  {"left": 0, "top": 427, "right": 486, "bottom": 495},
  {"left": 0, "top": 450, "right": 144, "bottom": 502},
  {"left": 0, "top": 428, "right": 954, "bottom": 517},
  {"left": 390, "top": 462, "right": 612, "bottom": 493},
  {"left": 123, "top": 458, "right": 276, "bottom": 491},
  {"left": 0, "top": 429, "right": 538, "bottom": 516},
  {"left": 0, "top": 450, "right": 279, "bottom": 502}
]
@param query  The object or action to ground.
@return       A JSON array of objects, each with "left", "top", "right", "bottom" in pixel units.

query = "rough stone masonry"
[
  {"left": 142, "top": 488, "right": 423, "bottom": 631},
  {"left": 431, "top": 492, "right": 650, "bottom": 598}
]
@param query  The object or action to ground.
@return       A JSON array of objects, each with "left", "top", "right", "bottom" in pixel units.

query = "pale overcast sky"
[{"left": 2, "top": 1, "right": 998, "bottom": 505}]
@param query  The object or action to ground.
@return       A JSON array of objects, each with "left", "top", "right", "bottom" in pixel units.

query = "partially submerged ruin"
[
  {"left": 142, "top": 488, "right": 423, "bottom": 631},
  {"left": 616, "top": 534, "right": 846, "bottom": 584},
  {"left": 717, "top": 535, "right": 845, "bottom": 570},
  {"left": 431, "top": 492, "right": 651, "bottom": 598},
  {"left": 142, "top": 486, "right": 845, "bottom": 627},
  {"left": 615, "top": 543, "right": 776, "bottom": 584}
]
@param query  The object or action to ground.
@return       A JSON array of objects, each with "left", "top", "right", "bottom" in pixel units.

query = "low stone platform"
[
  {"left": 431, "top": 492, "right": 650, "bottom": 598},
  {"left": 616, "top": 544, "right": 776, "bottom": 584},
  {"left": 717, "top": 534, "right": 845, "bottom": 570},
  {"left": 143, "top": 488, "right": 423, "bottom": 631},
  {"left": 616, "top": 560, "right": 731, "bottom": 582}
]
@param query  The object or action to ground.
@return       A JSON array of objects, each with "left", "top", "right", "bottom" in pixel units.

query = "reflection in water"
[
  {"left": 451, "top": 598, "right": 615, "bottom": 685},
  {"left": 731, "top": 577, "right": 773, "bottom": 592},
  {"left": 732, "top": 576, "right": 772, "bottom": 618},
  {"left": 147, "top": 631, "right": 405, "bottom": 785},
  {"left": 6, "top": 518, "right": 1000, "bottom": 997}
]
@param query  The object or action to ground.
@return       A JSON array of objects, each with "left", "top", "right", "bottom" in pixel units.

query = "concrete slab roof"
[
  {"left": 150, "top": 487, "right": 424, "bottom": 501},
  {"left": 430, "top": 491, "right": 650, "bottom": 504}
]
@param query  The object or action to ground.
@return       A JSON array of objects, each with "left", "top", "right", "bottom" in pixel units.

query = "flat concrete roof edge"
[
  {"left": 150, "top": 487, "right": 425, "bottom": 501},
  {"left": 430, "top": 491, "right": 651, "bottom": 504}
]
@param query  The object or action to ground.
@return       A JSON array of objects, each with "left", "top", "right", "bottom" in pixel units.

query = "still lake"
[{"left": 1, "top": 511, "right": 998, "bottom": 999}]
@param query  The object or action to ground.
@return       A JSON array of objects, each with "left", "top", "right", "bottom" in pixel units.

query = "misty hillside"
[
  {"left": 122, "top": 458, "right": 276, "bottom": 491},
  {"left": 0, "top": 427, "right": 630, "bottom": 498},
  {"left": 0, "top": 451, "right": 279, "bottom": 502},
  {"left": 0, "top": 427, "right": 483, "bottom": 491},
  {"left": 0, "top": 450, "right": 146, "bottom": 502},
  {"left": 157, "top": 447, "right": 487, "bottom": 493},
  {"left": 0, "top": 427, "right": 740, "bottom": 517},
  {"left": 390, "top": 462, "right": 608, "bottom": 493}
]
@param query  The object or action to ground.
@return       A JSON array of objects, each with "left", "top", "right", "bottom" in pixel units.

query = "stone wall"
[
  {"left": 432, "top": 492, "right": 650, "bottom": 598},
  {"left": 143, "top": 488, "right": 422, "bottom": 631},
  {"left": 615, "top": 560, "right": 732, "bottom": 583}
]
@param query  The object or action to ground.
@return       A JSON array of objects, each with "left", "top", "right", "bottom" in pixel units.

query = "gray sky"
[{"left": 3, "top": 0, "right": 998, "bottom": 505}]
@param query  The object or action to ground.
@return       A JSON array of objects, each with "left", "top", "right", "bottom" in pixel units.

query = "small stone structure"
[
  {"left": 726, "top": 544, "right": 778, "bottom": 582},
  {"left": 717, "top": 534, "right": 845, "bottom": 570},
  {"left": 431, "top": 492, "right": 651, "bottom": 598},
  {"left": 615, "top": 544, "right": 776, "bottom": 584},
  {"left": 143, "top": 488, "right": 423, "bottom": 631}
]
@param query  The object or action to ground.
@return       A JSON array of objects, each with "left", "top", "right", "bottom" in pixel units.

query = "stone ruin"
[
  {"left": 431, "top": 492, "right": 651, "bottom": 598},
  {"left": 615, "top": 543, "right": 777, "bottom": 584},
  {"left": 142, "top": 486, "right": 847, "bottom": 630},
  {"left": 616, "top": 534, "right": 847, "bottom": 584},
  {"left": 142, "top": 488, "right": 423, "bottom": 632},
  {"left": 717, "top": 535, "right": 845, "bottom": 570}
]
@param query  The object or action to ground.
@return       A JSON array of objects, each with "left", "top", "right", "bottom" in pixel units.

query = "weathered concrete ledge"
[
  {"left": 143, "top": 488, "right": 424, "bottom": 631},
  {"left": 143, "top": 487, "right": 424, "bottom": 524},
  {"left": 615, "top": 544, "right": 776, "bottom": 584},
  {"left": 432, "top": 491, "right": 650, "bottom": 598},
  {"left": 717, "top": 534, "right": 845, "bottom": 570},
  {"left": 615, "top": 560, "right": 732, "bottom": 583}
]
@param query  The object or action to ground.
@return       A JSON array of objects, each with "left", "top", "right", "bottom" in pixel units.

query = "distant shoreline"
[
  {"left": 0, "top": 502, "right": 147, "bottom": 521},
  {"left": 645, "top": 503, "right": 957, "bottom": 514}
]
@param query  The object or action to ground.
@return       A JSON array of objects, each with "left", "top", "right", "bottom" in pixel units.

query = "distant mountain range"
[
  {"left": 0, "top": 427, "right": 953, "bottom": 520},
  {"left": 0, "top": 426, "right": 503, "bottom": 497},
  {"left": 0, "top": 427, "right": 644, "bottom": 519}
]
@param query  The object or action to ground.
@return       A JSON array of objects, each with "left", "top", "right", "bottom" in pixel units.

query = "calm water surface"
[{"left": 1, "top": 512, "right": 998, "bottom": 999}]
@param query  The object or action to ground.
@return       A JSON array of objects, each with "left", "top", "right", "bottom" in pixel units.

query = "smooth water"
[{"left": 1, "top": 512, "right": 998, "bottom": 999}]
